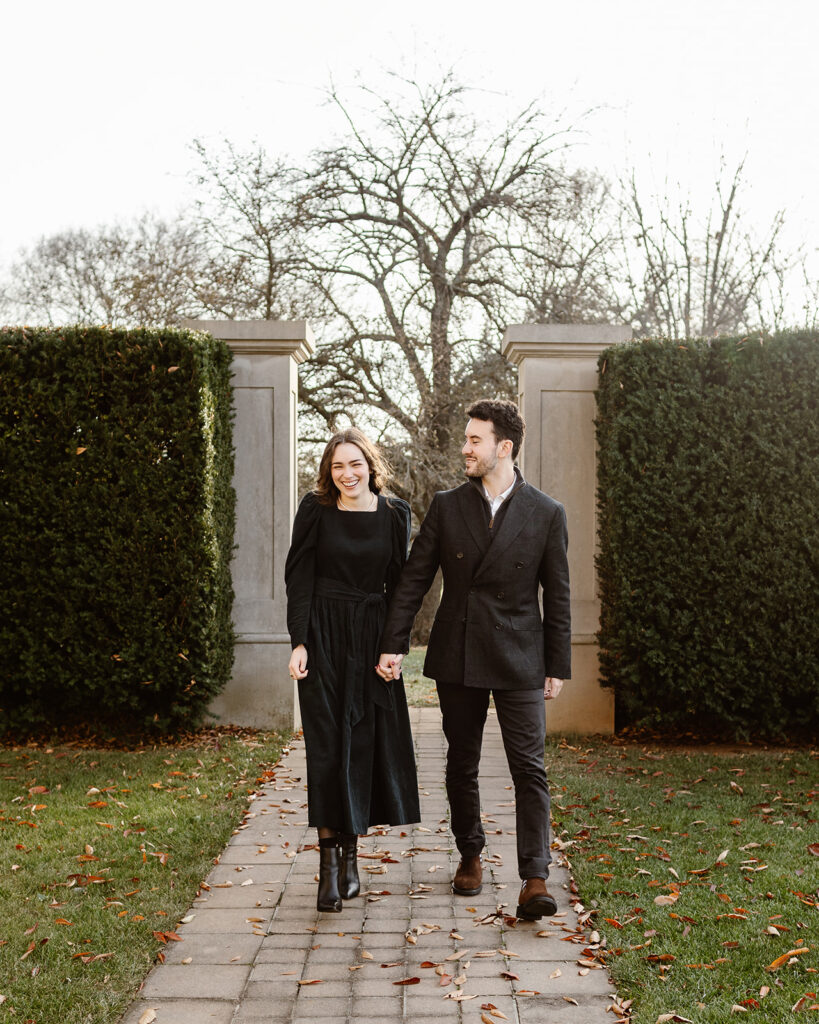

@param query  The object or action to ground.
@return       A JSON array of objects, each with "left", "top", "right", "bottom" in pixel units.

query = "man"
[{"left": 378, "top": 399, "right": 570, "bottom": 920}]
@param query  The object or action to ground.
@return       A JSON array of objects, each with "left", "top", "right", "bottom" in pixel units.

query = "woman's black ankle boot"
[
  {"left": 339, "top": 834, "right": 360, "bottom": 899},
  {"left": 317, "top": 837, "right": 342, "bottom": 913}
]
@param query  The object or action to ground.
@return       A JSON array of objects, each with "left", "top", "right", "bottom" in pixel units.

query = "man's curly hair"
[{"left": 467, "top": 399, "right": 525, "bottom": 460}]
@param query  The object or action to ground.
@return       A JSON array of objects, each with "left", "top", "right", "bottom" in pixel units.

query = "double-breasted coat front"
[{"left": 381, "top": 474, "right": 571, "bottom": 687}]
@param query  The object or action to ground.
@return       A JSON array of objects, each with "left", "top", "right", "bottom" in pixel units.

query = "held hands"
[
  {"left": 544, "top": 677, "right": 563, "bottom": 700},
  {"left": 289, "top": 645, "right": 308, "bottom": 680},
  {"left": 376, "top": 653, "right": 404, "bottom": 681}
]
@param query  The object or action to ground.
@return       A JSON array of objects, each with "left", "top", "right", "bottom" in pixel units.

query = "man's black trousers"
[{"left": 436, "top": 682, "right": 551, "bottom": 880}]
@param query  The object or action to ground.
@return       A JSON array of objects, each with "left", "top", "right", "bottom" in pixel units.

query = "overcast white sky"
[{"left": 2, "top": 0, "right": 817, "bottom": 283}]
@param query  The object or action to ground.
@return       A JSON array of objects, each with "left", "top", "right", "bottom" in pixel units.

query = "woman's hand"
[
  {"left": 289, "top": 645, "right": 308, "bottom": 680},
  {"left": 377, "top": 653, "right": 404, "bottom": 680}
]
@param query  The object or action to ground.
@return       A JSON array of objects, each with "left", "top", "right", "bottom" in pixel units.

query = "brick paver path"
[{"left": 120, "top": 708, "right": 617, "bottom": 1023}]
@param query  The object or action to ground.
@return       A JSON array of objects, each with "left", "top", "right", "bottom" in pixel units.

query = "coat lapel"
[
  {"left": 473, "top": 485, "right": 537, "bottom": 579},
  {"left": 456, "top": 484, "right": 490, "bottom": 558}
]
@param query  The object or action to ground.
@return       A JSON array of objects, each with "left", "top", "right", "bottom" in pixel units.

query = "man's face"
[{"left": 462, "top": 417, "right": 501, "bottom": 478}]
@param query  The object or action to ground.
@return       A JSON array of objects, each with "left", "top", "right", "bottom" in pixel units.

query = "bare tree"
[
  {"left": 608, "top": 160, "right": 795, "bottom": 338},
  {"left": 3, "top": 214, "right": 215, "bottom": 327},
  {"left": 194, "top": 74, "right": 614, "bottom": 510}
]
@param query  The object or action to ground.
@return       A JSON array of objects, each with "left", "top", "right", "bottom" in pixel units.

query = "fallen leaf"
[
  {"left": 138, "top": 1011, "right": 157, "bottom": 1024},
  {"left": 655, "top": 1016, "right": 693, "bottom": 1023},
  {"left": 500, "top": 970, "right": 519, "bottom": 981},
  {"left": 654, "top": 894, "right": 680, "bottom": 906},
  {"left": 730, "top": 1006, "right": 748, "bottom": 1013},
  {"left": 393, "top": 977, "right": 420, "bottom": 985},
  {"left": 808, "top": 844, "right": 819, "bottom": 857},
  {"left": 445, "top": 949, "right": 470, "bottom": 961},
  {"left": 298, "top": 979, "right": 322, "bottom": 986},
  {"left": 765, "top": 947, "right": 810, "bottom": 972},
  {"left": 550, "top": 967, "right": 562, "bottom": 978},
  {"left": 361, "top": 950, "right": 373, "bottom": 960}
]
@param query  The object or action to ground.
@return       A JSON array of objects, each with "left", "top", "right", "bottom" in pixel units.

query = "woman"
[{"left": 284, "top": 428, "right": 420, "bottom": 912}]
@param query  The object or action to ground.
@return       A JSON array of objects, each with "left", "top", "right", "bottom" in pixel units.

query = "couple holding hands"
[{"left": 284, "top": 399, "right": 571, "bottom": 921}]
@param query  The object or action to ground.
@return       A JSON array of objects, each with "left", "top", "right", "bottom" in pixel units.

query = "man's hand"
[
  {"left": 377, "top": 653, "right": 405, "bottom": 680},
  {"left": 289, "top": 645, "right": 308, "bottom": 680},
  {"left": 544, "top": 677, "right": 563, "bottom": 700}
]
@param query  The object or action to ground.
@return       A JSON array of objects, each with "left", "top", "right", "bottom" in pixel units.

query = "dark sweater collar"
[{"left": 468, "top": 465, "right": 526, "bottom": 504}]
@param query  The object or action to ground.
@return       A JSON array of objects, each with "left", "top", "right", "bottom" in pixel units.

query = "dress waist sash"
[{"left": 313, "top": 576, "right": 392, "bottom": 723}]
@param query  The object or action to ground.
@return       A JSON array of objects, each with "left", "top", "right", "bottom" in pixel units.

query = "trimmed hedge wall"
[
  {"left": 0, "top": 326, "right": 235, "bottom": 735},
  {"left": 595, "top": 331, "right": 819, "bottom": 739}
]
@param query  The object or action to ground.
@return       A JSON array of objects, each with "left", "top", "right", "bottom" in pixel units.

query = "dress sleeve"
[
  {"left": 284, "top": 492, "right": 322, "bottom": 649},
  {"left": 385, "top": 498, "right": 412, "bottom": 604}
]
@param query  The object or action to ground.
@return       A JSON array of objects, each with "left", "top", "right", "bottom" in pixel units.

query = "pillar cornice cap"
[
  {"left": 502, "top": 323, "right": 632, "bottom": 364},
  {"left": 183, "top": 319, "right": 316, "bottom": 363}
]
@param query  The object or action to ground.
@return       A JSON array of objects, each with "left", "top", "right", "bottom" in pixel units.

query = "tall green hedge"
[
  {"left": 595, "top": 331, "right": 819, "bottom": 739},
  {"left": 0, "top": 326, "right": 236, "bottom": 735}
]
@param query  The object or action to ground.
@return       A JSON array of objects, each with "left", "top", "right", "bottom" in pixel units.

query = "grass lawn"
[
  {"left": 402, "top": 646, "right": 439, "bottom": 706},
  {"left": 547, "top": 738, "right": 818, "bottom": 1023},
  {"left": 0, "top": 730, "right": 286, "bottom": 1023}
]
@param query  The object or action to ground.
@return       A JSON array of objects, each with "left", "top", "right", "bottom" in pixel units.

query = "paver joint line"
[{"left": 119, "top": 707, "right": 614, "bottom": 1023}]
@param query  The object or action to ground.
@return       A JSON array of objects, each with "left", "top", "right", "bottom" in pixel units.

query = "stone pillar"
[
  {"left": 183, "top": 320, "right": 315, "bottom": 730},
  {"left": 502, "top": 323, "right": 631, "bottom": 735}
]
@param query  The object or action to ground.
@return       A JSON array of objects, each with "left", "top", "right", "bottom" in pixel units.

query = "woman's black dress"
[{"left": 284, "top": 492, "right": 420, "bottom": 835}]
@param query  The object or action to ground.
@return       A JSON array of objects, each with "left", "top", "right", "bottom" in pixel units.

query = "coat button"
[
  {"left": 456, "top": 551, "right": 464, "bottom": 559},
  {"left": 496, "top": 591, "right": 505, "bottom": 599},
  {"left": 494, "top": 623, "right": 503, "bottom": 630},
  {"left": 515, "top": 561, "right": 524, "bottom": 568}
]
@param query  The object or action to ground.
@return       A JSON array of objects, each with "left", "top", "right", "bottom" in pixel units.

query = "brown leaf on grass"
[
  {"left": 20, "top": 941, "right": 36, "bottom": 961},
  {"left": 23, "top": 923, "right": 38, "bottom": 936},
  {"left": 729, "top": 1006, "right": 747, "bottom": 1013},
  {"left": 655, "top": 1016, "right": 693, "bottom": 1023},
  {"left": 54, "top": 918, "right": 73, "bottom": 926},
  {"left": 765, "top": 947, "right": 810, "bottom": 971},
  {"left": 604, "top": 917, "right": 623, "bottom": 928},
  {"left": 654, "top": 894, "right": 680, "bottom": 906},
  {"left": 393, "top": 977, "right": 420, "bottom": 985},
  {"left": 808, "top": 844, "right": 819, "bottom": 857}
]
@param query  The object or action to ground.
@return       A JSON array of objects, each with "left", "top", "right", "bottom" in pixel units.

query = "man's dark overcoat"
[{"left": 381, "top": 474, "right": 571, "bottom": 687}]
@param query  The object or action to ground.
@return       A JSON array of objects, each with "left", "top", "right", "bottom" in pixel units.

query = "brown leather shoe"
[
  {"left": 452, "top": 855, "right": 482, "bottom": 896},
  {"left": 516, "top": 878, "right": 557, "bottom": 920}
]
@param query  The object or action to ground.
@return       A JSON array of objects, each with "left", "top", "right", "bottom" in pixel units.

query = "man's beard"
[{"left": 464, "top": 453, "right": 498, "bottom": 478}]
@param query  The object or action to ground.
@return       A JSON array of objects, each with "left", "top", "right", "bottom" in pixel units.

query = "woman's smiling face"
[{"left": 330, "top": 442, "right": 371, "bottom": 501}]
